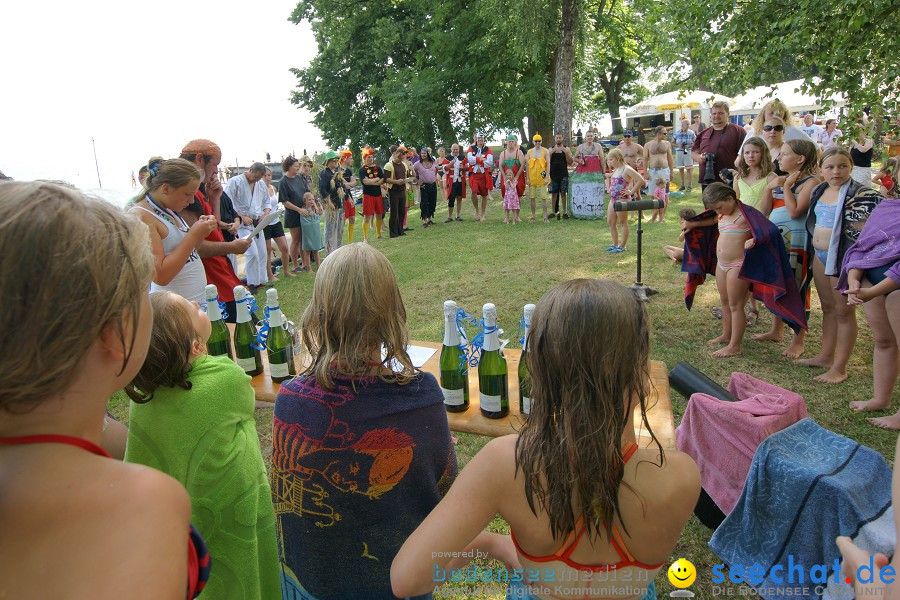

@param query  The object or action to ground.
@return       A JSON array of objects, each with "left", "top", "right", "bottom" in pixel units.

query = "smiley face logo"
[{"left": 668, "top": 558, "right": 696, "bottom": 588}]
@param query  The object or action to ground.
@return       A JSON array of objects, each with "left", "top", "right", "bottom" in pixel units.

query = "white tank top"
[{"left": 133, "top": 203, "right": 206, "bottom": 304}]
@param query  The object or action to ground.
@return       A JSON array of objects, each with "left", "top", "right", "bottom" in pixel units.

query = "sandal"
[
  {"left": 746, "top": 308, "right": 759, "bottom": 326},
  {"left": 710, "top": 306, "right": 723, "bottom": 319}
]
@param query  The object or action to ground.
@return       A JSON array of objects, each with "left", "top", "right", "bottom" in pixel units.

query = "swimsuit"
[
  {"left": 737, "top": 178, "right": 768, "bottom": 209},
  {"left": 771, "top": 176, "right": 816, "bottom": 309},
  {"left": 813, "top": 200, "right": 838, "bottom": 265},
  {"left": 509, "top": 442, "right": 663, "bottom": 600},
  {"left": 609, "top": 174, "right": 628, "bottom": 202},
  {"left": 0, "top": 434, "right": 211, "bottom": 599},
  {"left": 718, "top": 213, "right": 751, "bottom": 271}
]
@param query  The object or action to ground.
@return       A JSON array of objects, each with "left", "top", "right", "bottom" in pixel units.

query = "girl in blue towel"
[{"left": 125, "top": 291, "right": 282, "bottom": 599}]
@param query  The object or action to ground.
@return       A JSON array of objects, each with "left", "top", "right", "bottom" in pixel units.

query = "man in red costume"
[
  {"left": 338, "top": 149, "right": 359, "bottom": 242},
  {"left": 179, "top": 138, "right": 252, "bottom": 317},
  {"left": 467, "top": 132, "right": 494, "bottom": 221}
]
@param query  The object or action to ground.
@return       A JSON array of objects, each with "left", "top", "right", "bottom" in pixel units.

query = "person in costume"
[
  {"left": 440, "top": 143, "right": 469, "bottom": 222},
  {"left": 467, "top": 132, "right": 495, "bottom": 221},
  {"left": 359, "top": 146, "right": 385, "bottom": 242},
  {"left": 548, "top": 133, "right": 574, "bottom": 219},
  {"left": 498, "top": 135, "right": 526, "bottom": 224},
  {"left": 526, "top": 133, "right": 551, "bottom": 222},
  {"left": 338, "top": 149, "right": 359, "bottom": 243},
  {"left": 384, "top": 146, "right": 410, "bottom": 238},
  {"left": 318, "top": 151, "right": 347, "bottom": 256}
]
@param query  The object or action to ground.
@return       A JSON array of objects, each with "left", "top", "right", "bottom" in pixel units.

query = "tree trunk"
[
  {"left": 553, "top": 0, "right": 578, "bottom": 146},
  {"left": 599, "top": 57, "right": 627, "bottom": 135}
]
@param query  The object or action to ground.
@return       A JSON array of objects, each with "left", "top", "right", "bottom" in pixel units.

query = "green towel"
[{"left": 125, "top": 354, "right": 281, "bottom": 600}]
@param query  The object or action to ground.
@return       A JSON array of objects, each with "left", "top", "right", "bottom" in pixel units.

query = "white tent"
[
  {"left": 730, "top": 79, "right": 845, "bottom": 116},
  {"left": 628, "top": 90, "right": 735, "bottom": 117}
]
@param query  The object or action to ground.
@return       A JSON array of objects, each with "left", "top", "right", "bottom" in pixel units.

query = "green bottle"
[
  {"left": 439, "top": 300, "right": 469, "bottom": 413},
  {"left": 518, "top": 303, "right": 536, "bottom": 416},
  {"left": 477, "top": 303, "right": 509, "bottom": 419},
  {"left": 204, "top": 284, "right": 232, "bottom": 359},
  {"left": 265, "top": 288, "right": 296, "bottom": 383},
  {"left": 233, "top": 286, "right": 263, "bottom": 376}
]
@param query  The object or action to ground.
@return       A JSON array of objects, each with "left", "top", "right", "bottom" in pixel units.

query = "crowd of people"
[{"left": 1, "top": 101, "right": 898, "bottom": 599}]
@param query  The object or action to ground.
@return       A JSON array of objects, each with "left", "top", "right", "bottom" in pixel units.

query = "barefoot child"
[
  {"left": 802, "top": 148, "right": 882, "bottom": 383},
  {"left": 649, "top": 175, "right": 668, "bottom": 222},
  {"left": 125, "top": 291, "right": 281, "bottom": 599},
  {"left": 503, "top": 174, "right": 520, "bottom": 224},
  {"left": 837, "top": 196, "right": 900, "bottom": 424},
  {"left": 754, "top": 138, "right": 820, "bottom": 358},
  {"left": 690, "top": 184, "right": 757, "bottom": 357},
  {"left": 605, "top": 148, "right": 644, "bottom": 252},
  {"left": 300, "top": 191, "right": 324, "bottom": 271},
  {"left": 663, "top": 207, "right": 697, "bottom": 262}
]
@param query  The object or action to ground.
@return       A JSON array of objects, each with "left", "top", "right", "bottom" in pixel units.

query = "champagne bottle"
[
  {"left": 518, "top": 304, "right": 536, "bottom": 415},
  {"left": 233, "top": 286, "right": 263, "bottom": 376},
  {"left": 439, "top": 300, "right": 469, "bottom": 413},
  {"left": 204, "top": 284, "right": 232, "bottom": 359},
  {"left": 477, "top": 303, "right": 509, "bottom": 419},
  {"left": 265, "top": 288, "right": 296, "bottom": 383}
]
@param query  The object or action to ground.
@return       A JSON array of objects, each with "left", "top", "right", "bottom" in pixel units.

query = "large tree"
[{"left": 664, "top": 0, "right": 900, "bottom": 123}]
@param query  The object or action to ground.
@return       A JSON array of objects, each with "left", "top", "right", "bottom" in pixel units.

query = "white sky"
[{"left": 0, "top": 0, "right": 325, "bottom": 190}]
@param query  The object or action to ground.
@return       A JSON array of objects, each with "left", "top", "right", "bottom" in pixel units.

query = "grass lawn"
[{"left": 109, "top": 180, "right": 889, "bottom": 599}]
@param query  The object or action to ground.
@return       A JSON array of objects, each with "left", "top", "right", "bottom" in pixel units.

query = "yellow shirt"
[{"left": 527, "top": 148, "right": 548, "bottom": 186}]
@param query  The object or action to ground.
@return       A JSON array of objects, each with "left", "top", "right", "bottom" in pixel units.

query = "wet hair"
[
  {"left": 515, "top": 279, "right": 658, "bottom": 540},
  {"left": 784, "top": 138, "right": 819, "bottom": 179},
  {"left": 248, "top": 162, "right": 267, "bottom": 175},
  {"left": 678, "top": 208, "right": 697, "bottom": 220},
  {"left": 703, "top": 182, "right": 737, "bottom": 208},
  {"left": 0, "top": 182, "right": 155, "bottom": 411},
  {"left": 135, "top": 157, "right": 202, "bottom": 202},
  {"left": 282, "top": 156, "right": 299, "bottom": 172},
  {"left": 299, "top": 244, "right": 414, "bottom": 390},
  {"left": 125, "top": 292, "right": 201, "bottom": 403},
  {"left": 736, "top": 136, "right": 774, "bottom": 179},
  {"left": 819, "top": 146, "right": 853, "bottom": 168}
]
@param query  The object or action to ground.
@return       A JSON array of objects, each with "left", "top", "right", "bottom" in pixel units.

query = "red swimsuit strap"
[{"left": 0, "top": 434, "right": 110, "bottom": 458}]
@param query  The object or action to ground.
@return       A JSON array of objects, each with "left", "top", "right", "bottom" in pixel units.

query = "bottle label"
[
  {"left": 441, "top": 387, "right": 465, "bottom": 406},
  {"left": 236, "top": 356, "right": 257, "bottom": 373},
  {"left": 480, "top": 393, "right": 501, "bottom": 412},
  {"left": 270, "top": 361, "right": 290, "bottom": 378},
  {"left": 522, "top": 396, "right": 531, "bottom": 414}
]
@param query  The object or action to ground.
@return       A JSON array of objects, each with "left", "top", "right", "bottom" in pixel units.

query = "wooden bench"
[{"left": 245, "top": 339, "right": 675, "bottom": 448}]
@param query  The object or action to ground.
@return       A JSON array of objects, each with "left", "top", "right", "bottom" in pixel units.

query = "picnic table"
[{"left": 242, "top": 336, "right": 675, "bottom": 448}]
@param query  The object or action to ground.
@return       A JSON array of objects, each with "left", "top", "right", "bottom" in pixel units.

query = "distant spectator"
[
  {"left": 690, "top": 114, "right": 706, "bottom": 135},
  {"left": 850, "top": 118, "right": 875, "bottom": 187},
  {"left": 799, "top": 114, "right": 824, "bottom": 147},
  {"left": 672, "top": 119, "right": 697, "bottom": 191},
  {"left": 819, "top": 119, "right": 842, "bottom": 150},
  {"left": 882, "top": 116, "right": 900, "bottom": 159},
  {"left": 692, "top": 101, "right": 747, "bottom": 189},
  {"left": 575, "top": 128, "right": 583, "bottom": 146}
]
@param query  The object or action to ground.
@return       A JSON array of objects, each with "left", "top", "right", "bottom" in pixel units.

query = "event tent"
[
  {"left": 627, "top": 90, "right": 736, "bottom": 117},
  {"left": 730, "top": 79, "right": 845, "bottom": 115}
]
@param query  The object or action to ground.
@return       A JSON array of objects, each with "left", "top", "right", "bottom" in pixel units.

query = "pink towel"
[{"left": 675, "top": 372, "right": 808, "bottom": 515}]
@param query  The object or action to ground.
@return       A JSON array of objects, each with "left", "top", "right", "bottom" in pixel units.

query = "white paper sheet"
[
  {"left": 243, "top": 208, "right": 283, "bottom": 239},
  {"left": 382, "top": 344, "right": 437, "bottom": 372}
]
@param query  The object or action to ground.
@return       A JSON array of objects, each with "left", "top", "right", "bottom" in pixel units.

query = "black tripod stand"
[{"left": 612, "top": 198, "right": 666, "bottom": 302}]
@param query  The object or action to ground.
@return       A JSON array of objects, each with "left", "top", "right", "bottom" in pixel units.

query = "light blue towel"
[{"left": 709, "top": 418, "right": 892, "bottom": 599}]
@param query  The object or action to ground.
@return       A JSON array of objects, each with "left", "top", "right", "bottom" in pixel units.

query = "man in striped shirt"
[{"left": 671, "top": 120, "right": 697, "bottom": 191}]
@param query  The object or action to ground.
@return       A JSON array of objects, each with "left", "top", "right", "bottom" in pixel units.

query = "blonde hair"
[
  {"left": 736, "top": 136, "right": 774, "bottom": 179},
  {"left": 299, "top": 244, "right": 415, "bottom": 389},
  {"left": 135, "top": 157, "right": 202, "bottom": 202},
  {"left": 654, "top": 177, "right": 667, "bottom": 186},
  {"left": 0, "top": 181, "right": 154, "bottom": 411},
  {"left": 607, "top": 148, "right": 625, "bottom": 165},
  {"left": 125, "top": 292, "right": 202, "bottom": 403},
  {"left": 752, "top": 99, "right": 795, "bottom": 136}
]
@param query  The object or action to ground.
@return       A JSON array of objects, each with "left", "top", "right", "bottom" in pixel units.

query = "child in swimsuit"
[
  {"left": 686, "top": 184, "right": 757, "bottom": 357},
  {"left": 0, "top": 181, "right": 209, "bottom": 598},
  {"left": 392, "top": 279, "right": 700, "bottom": 600},
  {"left": 605, "top": 148, "right": 644, "bottom": 253}
]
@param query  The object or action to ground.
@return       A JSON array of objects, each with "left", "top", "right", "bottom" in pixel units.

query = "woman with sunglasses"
[
  {"left": 738, "top": 98, "right": 812, "bottom": 160},
  {"left": 762, "top": 116, "right": 789, "bottom": 175}
]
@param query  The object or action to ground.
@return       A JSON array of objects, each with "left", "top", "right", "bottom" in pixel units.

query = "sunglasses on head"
[{"left": 763, "top": 125, "right": 785, "bottom": 132}]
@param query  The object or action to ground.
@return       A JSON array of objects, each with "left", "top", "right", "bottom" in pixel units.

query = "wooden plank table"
[{"left": 243, "top": 338, "right": 675, "bottom": 449}]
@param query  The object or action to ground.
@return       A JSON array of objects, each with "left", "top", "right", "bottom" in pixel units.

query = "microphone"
[{"left": 613, "top": 199, "right": 666, "bottom": 212}]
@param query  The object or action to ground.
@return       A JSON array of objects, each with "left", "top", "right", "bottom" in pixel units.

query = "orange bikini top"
[{"left": 510, "top": 442, "right": 664, "bottom": 572}]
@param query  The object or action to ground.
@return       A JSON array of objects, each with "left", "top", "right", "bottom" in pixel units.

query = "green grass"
[{"left": 109, "top": 179, "right": 890, "bottom": 599}]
